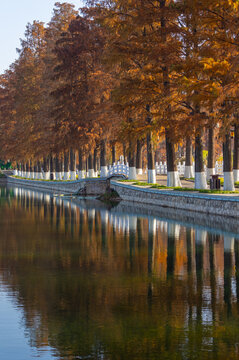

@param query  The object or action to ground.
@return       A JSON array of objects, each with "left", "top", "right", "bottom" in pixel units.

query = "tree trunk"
[
  {"left": 29, "top": 160, "right": 33, "bottom": 179},
  {"left": 123, "top": 143, "right": 127, "bottom": 165},
  {"left": 223, "top": 131, "right": 234, "bottom": 190},
  {"left": 24, "top": 162, "right": 27, "bottom": 177},
  {"left": 166, "top": 130, "right": 181, "bottom": 187},
  {"left": 18, "top": 163, "right": 21, "bottom": 177},
  {"left": 38, "top": 160, "right": 43, "bottom": 180},
  {"left": 147, "top": 131, "right": 156, "bottom": 183},
  {"left": 88, "top": 153, "right": 94, "bottom": 177},
  {"left": 195, "top": 128, "right": 207, "bottom": 189},
  {"left": 34, "top": 161, "right": 39, "bottom": 180},
  {"left": 63, "top": 151, "right": 69, "bottom": 180},
  {"left": 88, "top": 153, "right": 93, "bottom": 169},
  {"left": 207, "top": 126, "right": 215, "bottom": 180},
  {"left": 78, "top": 151, "right": 83, "bottom": 171},
  {"left": 111, "top": 143, "right": 116, "bottom": 164},
  {"left": 78, "top": 150, "right": 84, "bottom": 179},
  {"left": 70, "top": 148, "right": 76, "bottom": 180},
  {"left": 34, "top": 163, "right": 37, "bottom": 180},
  {"left": 22, "top": 163, "right": 25, "bottom": 177},
  {"left": 86, "top": 157, "right": 88, "bottom": 177},
  {"left": 136, "top": 139, "right": 143, "bottom": 175},
  {"left": 15, "top": 162, "right": 19, "bottom": 176},
  {"left": 97, "top": 157, "right": 100, "bottom": 172},
  {"left": 43, "top": 157, "right": 50, "bottom": 180},
  {"left": 128, "top": 144, "right": 137, "bottom": 180},
  {"left": 233, "top": 124, "right": 239, "bottom": 182},
  {"left": 184, "top": 137, "right": 194, "bottom": 178},
  {"left": 155, "top": 148, "right": 160, "bottom": 164},
  {"left": 93, "top": 147, "right": 98, "bottom": 176},
  {"left": 59, "top": 154, "right": 63, "bottom": 178},
  {"left": 55, "top": 155, "right": 61, "bottom": 180},
  {"left": 50, "top": 154, "right": 55, "bottom": 180},
  {"left": 26, "top": 160, "right": 30, "bottom": 178},
  {"left": 100, "top": 139, "right": 108, "bottom": 177}
]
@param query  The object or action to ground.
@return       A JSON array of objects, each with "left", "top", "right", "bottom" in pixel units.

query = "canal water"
[{"left": 0, "top": 186, "right": 239, "bottom": 360}]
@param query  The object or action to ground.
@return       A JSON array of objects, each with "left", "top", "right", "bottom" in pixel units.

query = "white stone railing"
[
  {"left": 108, "top": 162, "right": 129, "bottom": 177},
  {"left": 155, "top": 161, "right": 188, "bottom": 176},
  {"left": 155, "top": 162, "right": 167, "bottom": 175},
  {"left": 215, "top": 161, "right": 223, "bottom": 175}
]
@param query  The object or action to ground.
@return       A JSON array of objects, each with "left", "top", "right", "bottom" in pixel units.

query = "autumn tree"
[
  {"left": 53, "top": 11, "right": 120, "bottom": 177},
  {"left": 0, "top": 21, "right": 46, "bottom": 169}
]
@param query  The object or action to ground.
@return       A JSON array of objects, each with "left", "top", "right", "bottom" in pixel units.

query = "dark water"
[{"left": 0, "top": 186, "right": 239, "bottom": 360}]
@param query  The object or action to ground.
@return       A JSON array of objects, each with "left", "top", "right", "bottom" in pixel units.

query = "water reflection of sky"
[{"left": 0, "top": 284, "right": 53, "bottom": 360}]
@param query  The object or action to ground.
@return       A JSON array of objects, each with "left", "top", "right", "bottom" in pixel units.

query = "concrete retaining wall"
[
  {"left": 7, "top": 176, "right": 239, "bottom": 219},
  {"left": 7, "top": 176, "right": 109, "bottom": 195},
  {"left": 111, "top": 181, "right": 239, "bottom": 218}
]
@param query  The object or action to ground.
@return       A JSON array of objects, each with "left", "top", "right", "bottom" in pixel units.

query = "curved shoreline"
[
  {"left": 5, "top": 182, "right": 239, "bottom": 240},
  {"left": 110, "top": 180, "right": 239, "bottom": 219},
  {"left": 5, "top": 176, "right": 239, "bottom": 219}
]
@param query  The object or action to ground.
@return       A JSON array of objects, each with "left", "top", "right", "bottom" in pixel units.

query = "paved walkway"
[
  {"left": 136, "top": 174, "right": 195, "bottom": 188},
  {"left": 124, "top": 175, "right": 239, "bottom": 198}
]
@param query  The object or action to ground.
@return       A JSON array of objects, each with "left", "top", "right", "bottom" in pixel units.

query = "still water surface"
[{"left": 0, "top": 186, "right": 239, "bottom": 359}]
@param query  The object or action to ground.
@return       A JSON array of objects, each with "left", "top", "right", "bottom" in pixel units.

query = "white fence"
[
  {"left": 108, "top": 161, "right": 188, "bottom": 177},
  {"left": 155, "top": 162, "right": 167, "bottom": 175},
  {"left": 155, "top": 161, "right": 188, "bottom": 176},
  {"left": 215, "top": 161, "right": 223, "bottom": 175},
  {"left": 108, "top": 162, "right": 129, "bottom": 177},
  {"left": 108, "top": 160, "right": 224, "bottom": 177}
]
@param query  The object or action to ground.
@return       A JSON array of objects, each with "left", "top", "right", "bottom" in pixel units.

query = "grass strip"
[{"left": 119, "top": 179, "right": 239, "bottom": 194}]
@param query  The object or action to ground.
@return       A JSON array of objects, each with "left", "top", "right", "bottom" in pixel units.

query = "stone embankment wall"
[
  {"left": 7, "top": 176, "right": 109, "bottom": 195},
  {"left": 6, "top": 176, "right": 239, "bottom": 219},
  {"left": 111, "top": 181, "right": 239, "bottom": 218}
]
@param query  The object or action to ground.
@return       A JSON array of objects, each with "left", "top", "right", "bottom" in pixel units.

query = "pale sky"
[{"left": 0, "top": 0, "right": 83, "bottom": 73}]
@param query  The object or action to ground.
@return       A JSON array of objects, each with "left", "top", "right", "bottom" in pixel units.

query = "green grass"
[
  {"left": 133, "top": 181, "right": 155, "bottom": 186},
  {"left": 120, "top": 180, "right": 170, "bottom": 189},
  {"left": 151, "top": 184, "right": 168, "bottom": 189},
  {"left": 119, "top": 179, "right": 239, "bottom": 194},
  {"left": 119, "top": 179, "right": 136, "bottom": 182},
  {"left": 174, "top": 187, "right": 239, "bottom": 194},
  {"left": 173, "top": 187, "right": 195, "bottom": 191},
  {"left": 199, "top": 189, "right": 239, "bottom": 194}
]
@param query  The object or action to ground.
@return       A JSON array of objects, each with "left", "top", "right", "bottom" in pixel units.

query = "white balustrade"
[
  {"left": 215, "top": 161, "right": 223, "bottom": 175},
  {"left": 155, "top": 161, "right": 167, "bottom": 175},
  {"left": 108, "top": 161, "right": 129, "bottom": 177}
]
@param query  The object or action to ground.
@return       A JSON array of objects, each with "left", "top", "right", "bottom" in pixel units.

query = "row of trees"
[{"left": 1, "top": 1, "right": 239, "bottom": 189}]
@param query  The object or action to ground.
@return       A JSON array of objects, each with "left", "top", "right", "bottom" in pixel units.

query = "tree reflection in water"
[{"left": 0, "top": 186, "right": 238, "bottom": 359}]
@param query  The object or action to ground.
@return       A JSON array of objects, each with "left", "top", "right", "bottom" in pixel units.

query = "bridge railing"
[{"left": 108, "top": 163, "right": 129, "bottom": 177}]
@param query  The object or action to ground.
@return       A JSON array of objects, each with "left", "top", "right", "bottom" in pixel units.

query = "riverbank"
[
  {"left": 7, "top": 184, "right": 239, "bottom": 241},
  {"left": 111, "top": 180, "right": 239, "bottom": 218},
  {"left": 6, "top": 175, "right": 239, "bottom": 218}
]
